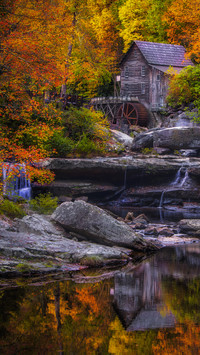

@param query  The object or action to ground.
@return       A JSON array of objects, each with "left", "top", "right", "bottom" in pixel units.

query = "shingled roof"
[{"left": 121, "top": 40, "right": 193, "bottom": 68}]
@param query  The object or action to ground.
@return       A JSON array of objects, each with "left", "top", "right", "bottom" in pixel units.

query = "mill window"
[
  {"left": 141, "top": 66, "right": 146, "bottom": 76},
  {"left": 124, "top": 66, "right": 129, "bottom": 78}
]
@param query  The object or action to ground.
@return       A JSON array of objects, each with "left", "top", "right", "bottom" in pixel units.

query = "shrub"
[
  {"left": 167, "top": 65, "right": 200, "bottom": 118},
  {"left": 141, "top": 147, "right": 158, "bottom": 155},
  {"left": 45, "top": 130, "right": 75, "bottom": 157},
  {"left": 60, "top": 107, "right": 109, "bottom": 156},
  {"left": 62, "top": 106, "right": 109, "bottom": 142},
  {"left": 75, "top": 134, "right": 103, "bottom": 155},
  {"left": 0, "top": 199, "right": 26, "bottom": 218},
  {"left": 29, "top": 193, "right": 58, "bottom": 214}
]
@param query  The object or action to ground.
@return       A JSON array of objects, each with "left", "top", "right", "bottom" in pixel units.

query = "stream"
[
  {"left": 0, "top": 242, "right": 200, "bottom": 354},
  {"left": 1, "top": 159, "right": 200, "bottom": 353}
]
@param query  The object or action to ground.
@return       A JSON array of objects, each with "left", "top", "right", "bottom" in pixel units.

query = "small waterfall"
[
  {"left": 2, "top": 163, "right": 31, "bottom": 200},
  {"left": 171, "top": 167, "right": 190, "bottom": 187},
  {"left": 170, "top": 167, "right": 182, "bottom": 186},
  {"left": 180, "top": 169, "right": 189, "bottom": 187},
  {"left": 159, "top": 191, "right": 165, "bottom": 208}
]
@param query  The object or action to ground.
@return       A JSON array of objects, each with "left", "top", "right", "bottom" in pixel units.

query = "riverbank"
[
  {"left": 0, "top": 202, "right": 199, "bottom": 280},
  {"left": 3, "top": 129, "right": 200, "bottom": 279}
]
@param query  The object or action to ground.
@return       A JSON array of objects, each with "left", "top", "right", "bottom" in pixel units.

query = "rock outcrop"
[
  {"left": 0, "top": 213, "right": 135, "bottom": 275},
  {"left": 51, "top": 200, "right": 156, "bottom": 251},
  {"left": 132, "top": 127, "right": 200, "bottom": 152},
  {"left": 179, "top": 219, "right": 200, "bottom": 236},
  {"left": 38, "top": 156, "right": 195, "bottom": 186}
]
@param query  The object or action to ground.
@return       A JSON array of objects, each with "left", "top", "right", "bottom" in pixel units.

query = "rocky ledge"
[
  {"left": 36, "top": 155, "right": 200, "bottom": 190},
  {"left": 0, "top": 200, "right": 199, "bottom": 278},
  {"left": 0, "top": 201, "right": 158, "bottom": 277}
]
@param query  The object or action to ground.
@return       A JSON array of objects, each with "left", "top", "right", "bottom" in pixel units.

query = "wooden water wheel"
[
  {"left": 117, "top": 102, "right": 149, "bottom": 127},
  {"left": 117, "top": 102, "right": 138, "bottom": 125}
]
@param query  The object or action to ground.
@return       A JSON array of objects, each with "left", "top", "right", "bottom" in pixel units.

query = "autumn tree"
[
  {"left": 62, "top": 0, "right": 123, "bottom": 97},
  {"left": 118, "top": 0, "right": 150, "bottom": 52},
  {"left": 163, "top": 0, "right": 200, "bottom": 62},
  {"left": 118, "top": 0, "right": 172, "bottom": 52},
  {"left": 0, "top": 0, "right": 117, "bottom": 188}
]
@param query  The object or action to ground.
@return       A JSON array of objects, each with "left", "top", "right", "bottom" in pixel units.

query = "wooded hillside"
[{"left": 0, "top": 0, "right": 199, "bottom": 183}]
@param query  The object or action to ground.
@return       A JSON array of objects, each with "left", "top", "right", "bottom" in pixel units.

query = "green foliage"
[
  {"left": 141, "top": 147, "right": 158, "bottom": 155},
  {"left": 29, "top": 193, "right": 58, "bottom": 214},
  {"left": 61, "top": 106, "right": 109, "bottom": 156},
  {"left": 62, "top": 106, "right": 108, "bottom": 140},
  {"left": 75, "top": 134, "right": 101, "bottom": 155},
  {"left": 0, "top": 199, "right": 26, "bottom": 218},
  {"left": 16, "top": 263, "right": 32, "bottom": 272},
  {"left": 45, "top": 130, "right": 75, "bottom": 157},
  {"left": 118, "top": 0, "right": 171, "bottom": 51},
  {"left": 167, "top": 65, "right": 200, "bottom": 120}
]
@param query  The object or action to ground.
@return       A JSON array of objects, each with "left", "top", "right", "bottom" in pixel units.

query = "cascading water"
[
  {"left": 170, "top": 167, "right": 182, "bottom": 186},
  {"left": 180, "top": 169, "right": 189, "bottom": 187},
  {"left": 2, "top": 163, "right": 31, "bottom": 200},
  {"left": 159, "top": 167, "right": 190, "bottom": 209},
  {"left": 170, "top": 167, "right": 190, "bottom": 187},
  {"left": 159, "top": 191, "right": 165, "bottom": 208}
]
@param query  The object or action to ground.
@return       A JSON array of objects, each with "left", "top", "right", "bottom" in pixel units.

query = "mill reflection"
[{"left": 113, "top": 244, "right": 200, "bottom": 331}]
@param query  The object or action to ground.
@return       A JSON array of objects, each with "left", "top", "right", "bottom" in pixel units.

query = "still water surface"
[{"left": 1, "top": 243, "right": 200, "bottom": 354}]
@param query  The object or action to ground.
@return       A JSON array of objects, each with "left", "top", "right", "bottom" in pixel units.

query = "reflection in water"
[
  {"left": 1, "top": 244, "right": 200, "bottom": 353},
  {"left": 113, "top": 262, "right": 176, "bottom": 331},
  {"left": 105, "top": 205, "right": 200, "bottom": 223}
]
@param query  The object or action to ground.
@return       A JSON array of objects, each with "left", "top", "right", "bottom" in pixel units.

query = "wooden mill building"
[{"left": 120, "top": 41, "right": 193, "bottom": 111}]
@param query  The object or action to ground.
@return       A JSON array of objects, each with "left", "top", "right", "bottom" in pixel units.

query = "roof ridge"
[
  {"left": 120, "top": 40, "right": 194, "bottom": 67},
  {"left": 135, "top": 40, "right": 184, "bottom": 48}
]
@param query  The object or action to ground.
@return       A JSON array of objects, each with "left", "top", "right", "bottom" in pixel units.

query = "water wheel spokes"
[{"left": 117, "top": 103, "right": 138, "bottom": 125}]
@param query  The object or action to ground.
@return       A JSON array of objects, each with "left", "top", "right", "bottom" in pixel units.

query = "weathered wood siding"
[
  {"left": 149, "top": 67, "right": 169, "bottom": 110},
  {"left": 120, "top": 44, "right": 168, "bottom": 110},
  {"left": 120, "top": 46, "right": 150, "bottom": 106}
]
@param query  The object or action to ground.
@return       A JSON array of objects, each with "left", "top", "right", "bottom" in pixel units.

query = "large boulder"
[
  {"left": 51, "top": 200, "right": 156, "bottom": 251},
  {"left": 132, "top": 127, "right": 200, "bottom": 151},
  {"left": 153, "top": 127, "right": 200, "bottom": 150},
  {"left": 179, "top": 219, "right": 200, "bottom": 236}
]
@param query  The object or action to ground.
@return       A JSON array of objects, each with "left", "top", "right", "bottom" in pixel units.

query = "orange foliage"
[
  {"left": 163, "top": 0, "right": 200, "bottom": 62},
  {"left": 152, "top": 321, "right": 200, "bottom": 354},
  {"left": 0, "top": 0, "right": 72, "bottom": 91}
]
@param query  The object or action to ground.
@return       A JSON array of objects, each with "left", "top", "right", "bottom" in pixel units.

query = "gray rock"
[
  {"left": 111, "top": 129, "right": 133, "bottom": 148},
  {"left": 16, "top": 214, "right": 65, "bottom": 236},
  {"left": 132, "top": 131, "right": 154, "bottom": 150},
  {"left": 144, "top": 226, "right": 159, "bottom": 236},
  {"left": 153, "top": 127, "right": 200, "bottom": 150},
  {"left": 0, "top": 228, "right": 132, "bottom": 272},
  {"left": 38, "top": 156, "right": 188, "bottom": 187},
  {"left": 131, "top": 127, "right": 200, "bottom": 151},
  {"left": 179, "top": 219, "right": 200, "bottom": 235},
  {"left": 157, "top": 227, "right": 174, "bottom": 237},
  {"left": 51, "top": 200, "right": 155, "bottom": 251}
]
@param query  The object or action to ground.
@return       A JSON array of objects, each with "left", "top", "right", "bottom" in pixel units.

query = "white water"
[
  {"left": 159, "top": 167, "right": 190, "bottom": 208},
  {"left": 180, "top": 169, "right": 189, "bottom": 187},
  {"left": 2, "top": 163, "right": 31, "bottom": 200},
  {"left": 170, "top": 168, "right": 182, "bottom": 186},
  {"left": 170, "top": 167, "right": 190, "bottom": 187}
]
